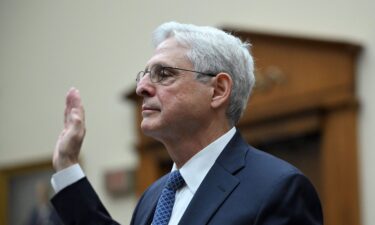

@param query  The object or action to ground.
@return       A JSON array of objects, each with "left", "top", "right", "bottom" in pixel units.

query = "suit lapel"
[
  {"left": 139, "top": 195, "right": 158, "bottom": 225},
  {"left": 136, "top": 175, "right": 168, "bottom": 225},
  {"left": 178, "top": 132, "right": 248, "bottom": 225}
]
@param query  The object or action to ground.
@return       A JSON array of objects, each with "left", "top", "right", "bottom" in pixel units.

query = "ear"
[{"left": 211, "top": 73, "right": 232, "bottom": 109}]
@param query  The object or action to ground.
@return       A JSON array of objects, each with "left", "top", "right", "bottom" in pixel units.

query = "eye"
[
  {"left": 160, "top": 67, "right": 175, "bottom": 80},
  {"left": 150, "top": 65, "right": 177, "bottom": 84},
  {"left": 154, "top": 66, "right": 175, "bottom": 83}
]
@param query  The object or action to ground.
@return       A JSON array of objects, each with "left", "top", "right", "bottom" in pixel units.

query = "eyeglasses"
[{"left": 136, "top": 64, "right": 217, "bottom": 85}]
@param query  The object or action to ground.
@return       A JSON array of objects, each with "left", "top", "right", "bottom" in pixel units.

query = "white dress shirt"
[{"left": 51, "top": 127, "right": 236, "bottom": 225}]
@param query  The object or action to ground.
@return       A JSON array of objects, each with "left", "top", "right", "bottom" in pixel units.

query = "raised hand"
[{"left": 53, "top": 88, "right": 86, "bottom": 171}]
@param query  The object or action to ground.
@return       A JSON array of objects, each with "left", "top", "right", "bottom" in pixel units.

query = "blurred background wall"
[{"left": 0, "top": 0, "right": 374, "bottom": 224}]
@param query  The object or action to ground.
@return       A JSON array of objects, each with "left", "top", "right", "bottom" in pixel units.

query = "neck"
[{"left": 160, "top": 122, "right": 232, "bottom": 168}]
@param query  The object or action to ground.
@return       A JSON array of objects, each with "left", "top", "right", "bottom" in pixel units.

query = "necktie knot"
[{"left": 165, "top": 170, "right": 185, "bottom": 191}]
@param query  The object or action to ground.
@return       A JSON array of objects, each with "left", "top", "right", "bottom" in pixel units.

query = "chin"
[
  {"left": 141, "top": 121, "right": 171, "bottom": 143},
  {"left": 141, "top": 119, "right": 159, "bottom": 136}
]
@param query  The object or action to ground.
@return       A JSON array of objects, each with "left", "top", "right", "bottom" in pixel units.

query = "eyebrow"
[{"left": 145, "top": 63, "right": 173, "bottom": 71}]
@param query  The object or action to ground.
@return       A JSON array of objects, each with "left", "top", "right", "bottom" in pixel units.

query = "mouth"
[{"left": 142, "top": 105, "right": 161, "bottom": 114}]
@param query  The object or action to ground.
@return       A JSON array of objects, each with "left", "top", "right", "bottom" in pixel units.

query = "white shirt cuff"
[{"left": 51, "top": 164, "right": 85, "bottom": 193}]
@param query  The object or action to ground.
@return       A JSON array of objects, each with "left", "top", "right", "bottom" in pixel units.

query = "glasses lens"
[
  {"left": 151, "top": 65, "right": 166, "bottom": 83},
  {"left": 136, "top": 71, "right": 145, "bottom": 83}
]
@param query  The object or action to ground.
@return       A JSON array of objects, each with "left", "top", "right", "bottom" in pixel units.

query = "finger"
[
  {"left": 70, "top": 88, "right": 82, "bottom": 109},
  {"left": 66, "top": 89, "right": 85, "bottom": 131},
  {"left": 64, "top": 87, "right": 76, "bottom": 126},
  {"left": 76, "top": 103, "right": 85, "bottom": 126},
  {"left": 65, "top": 88, "right": 80, "bottom": 113},
  {"left": 70, "top": 108, "right": 84, "bottom": 128},
  {"left": 70, "top": 89, "right": 84, "bottom": 123}
]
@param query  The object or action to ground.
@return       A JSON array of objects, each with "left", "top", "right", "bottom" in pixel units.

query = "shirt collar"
[{"left": 172, "top": 127, "right": 236, "bottom": 194}]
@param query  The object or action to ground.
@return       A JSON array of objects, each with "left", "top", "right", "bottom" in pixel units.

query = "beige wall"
[{"left": 1, "top": 0, "right": 374, "bottom": 224}]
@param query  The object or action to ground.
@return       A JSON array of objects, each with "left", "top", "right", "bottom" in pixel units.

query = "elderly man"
[{"left": 51, "top": 22, "right": 323, "bottom": 225}]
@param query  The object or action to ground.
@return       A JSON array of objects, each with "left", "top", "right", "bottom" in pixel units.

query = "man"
[{"left": 51, "top": 22, "right": 323, "bottom": 225}]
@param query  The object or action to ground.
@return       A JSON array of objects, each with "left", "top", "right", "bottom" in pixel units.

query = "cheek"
[
  {"left": 158, "top": 82, "right": 211, "bottom": 117},
  {"left": 157, "top": 91, "right": 190, "bottom": 119},
  {"left": 176, "top": 91, "right": 211, "bottom": 116}
]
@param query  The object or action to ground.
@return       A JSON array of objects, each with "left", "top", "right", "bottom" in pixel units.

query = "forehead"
[{"left": 146, "top": 37, "right": 192, "bottom": 68}]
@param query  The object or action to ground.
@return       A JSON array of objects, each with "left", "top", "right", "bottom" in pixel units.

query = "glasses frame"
[{"left": 136, "top": 66, "right": 217, "bottom": 84}]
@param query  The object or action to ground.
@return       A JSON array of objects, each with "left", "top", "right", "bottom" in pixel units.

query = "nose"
[{"left": 136, "top": 74, "right": 156, "bottom": 97}]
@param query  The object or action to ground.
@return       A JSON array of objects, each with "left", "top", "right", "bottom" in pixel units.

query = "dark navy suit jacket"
[{"left": 52, "top": 131, "right": 323, "bottom": 225}]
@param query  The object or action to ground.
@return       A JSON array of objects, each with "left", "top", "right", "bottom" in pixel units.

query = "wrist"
[{"left": 53, "top": 154, "right": 79, "bottom": 171}]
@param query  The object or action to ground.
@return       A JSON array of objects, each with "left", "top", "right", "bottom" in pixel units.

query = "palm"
[{"left": 53, "top": 88, "right": 86, "bottom": 171}]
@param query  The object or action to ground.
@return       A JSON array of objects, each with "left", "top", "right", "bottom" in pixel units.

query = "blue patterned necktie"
[{"left": 152, "top": 170, "right": 185, "bottom": 225}]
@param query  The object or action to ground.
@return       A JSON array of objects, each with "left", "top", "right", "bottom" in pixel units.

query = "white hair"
[{"left": 153, "top": 22, "right": 255, "bottom": 125}]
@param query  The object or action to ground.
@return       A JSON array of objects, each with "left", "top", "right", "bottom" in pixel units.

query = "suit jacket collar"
[
  {"left": 178, "top": 131, "right": 248, "bottom": 225},
  {"left": 215, "top": 131, "right": 248, "bottom": 174}
]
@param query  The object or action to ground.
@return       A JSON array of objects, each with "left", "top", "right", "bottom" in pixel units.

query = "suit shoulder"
[
  {"left": 243, "top": 145, "right": 304, "bottom": 179},
  {"left": 237, "top": 145, "right": 320, "bottom": 203}
]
